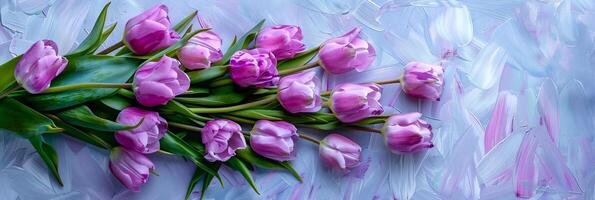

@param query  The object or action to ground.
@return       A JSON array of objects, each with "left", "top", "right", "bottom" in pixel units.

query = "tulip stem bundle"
[{"left": 189, "top": 95, "right": 277, "bottom": 113}]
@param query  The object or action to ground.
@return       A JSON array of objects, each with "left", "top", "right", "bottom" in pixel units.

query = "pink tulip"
[
  {"left": 401, "top": 62, "right": 444, "bottom": 101},
  {"left": 115, "top": 107, "right": 167, "bottom": 154},
  {"left": 382, "top": 112, "right": 433, "bottom": 154},
  {"left": 255, "top": 25, "right": 305, "bottom": 60},
  {"left": 178, "top": 31, "right": 223, "bottom": 70},
  {"left": 319, "top": 134, "right": 361, "bottom": 171},
  {"left": 14, "top": 39, "right": 68, "bottom": 94},
  {"left": 124, "top": 4, "right": 179, "bottom": 55},
  {"left": 133, "top": 56, "right": 190, "bottom": 107},
  {"left": 277, "top": 71, "right": 322, "bottom": 113},
  {"left": 319, "top": 28, "right": 375, "bottom": 74},
  {"left": 250, "top": 120, "right": 298, "bottom": 161},
  {"left": 330, "top": 83, "right": 383, "bottom": 123},
  {"left": 229, "top": 48, "right": 279, "bottom": 88},
  {"left": 109, "top": 147, "right": 155, "bottom": 192},
  {"left": 201, "top": 119, "right": 247, "bottom": 162}
]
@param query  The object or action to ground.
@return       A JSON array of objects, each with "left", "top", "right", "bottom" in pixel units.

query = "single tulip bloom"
[
  {"left": 115, "top": 107, "right": 168, "bottom": 154},
  {"left": 14, "top": 39, "right": 68, "bottom": 94},
  {"left": 401, "top": 62, "right": 444, "bottom": 101},
  {"left": 178, "top": 31, "right": 223, "bottom": 70},
  {"left": 255, "top": 25, "right": 305, "bottom": 60},
  {"left": 319, "top": 28, "right": 375, "bottom": 74},
  {"left": 250, "top": 120, "right": 299, "bottom": 161},
  {"left": 329, "top": 83, "right": 383, "bottom": 123},
  {"left": 109, "top": 147, "right": 155, "bottom": 192},
  {"left": 277, "top": 71, "right": 322, "bottom": 113},
  {"left": 382, "top": 112, "right": 433, "bottom": 154},
  {"left": 124, "top": 4, "right": 179, "bottom": 55},
  {"left": 229, "top": 48, "right": 279, "bottom": 88},
  {"left": 133, "top": 56, "right": 190, "bottom": 107},
  {"left": 319, "top": 134, "right": 361, "bottom": 171},
  {"left": 201, "top": 119, "right": 247, "bottom": 162}
]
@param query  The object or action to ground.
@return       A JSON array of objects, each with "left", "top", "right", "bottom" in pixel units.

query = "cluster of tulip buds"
[{"left": 6, "top": 3, "right": 445, "bottom": 193}]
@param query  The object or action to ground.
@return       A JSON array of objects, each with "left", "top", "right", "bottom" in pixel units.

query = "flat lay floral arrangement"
[{"left": 0, "top": 3, "right": 444, "bottom": 198}]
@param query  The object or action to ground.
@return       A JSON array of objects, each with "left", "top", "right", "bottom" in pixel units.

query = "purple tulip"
[
  {"left": 109, "top": 147, "right": 155, "bottom": 192},
  {"left": 250, "top": 120, "right": 299, "bottom": 161},
  {"left": 319, "top": 134, "right": 361, "bottom": 171},
  {"left": 255, "top": 25, "right": 305, "bottom": 60},
  {"left": 401, "top": 62, "right": 444, "bottom": 101},
  {"left": 14, "top": 39, "right": 68, "bottom": 94},
  {"left": 319, "top": 28, "right": 375, "bottom": 74},
  {"left": 277, "top": 71, "right": 322, "bottom": 113},
  {"left": 178, "top": 31, "right": 223, "bottom": 70},
  {"left": 329, "top": 83, "right": 383, "bottom": 123},
  {"left": 201, "top": 119, "right": 247, "bottom": 162},
  {"left": 115, "top": 107, "right": 168, "bottom": 154},
  {"left": 382, "top": 112, "right": 433, "bottom": 154},
  {"left": 124, "top": 4, "right": 179, "bottom": 55},
  {"left": 229, "top": 48, "right": 279, "bottom": 88},
  {"left": 133, "top": 56, "right": 190, "bottom": 107}
]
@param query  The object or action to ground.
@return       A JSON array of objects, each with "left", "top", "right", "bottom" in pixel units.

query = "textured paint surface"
[{"left": 1, "top": 0, "right": 595, "bottom": 199}]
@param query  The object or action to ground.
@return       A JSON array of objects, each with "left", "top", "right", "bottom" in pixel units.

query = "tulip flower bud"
[
  {"left": 255, "top": 25, "right": 305, "bottom": 60},
  {"left": 401, "top": 62, "right": 444, "bottom": 101},
  {"left": 124, "top": 4, "right": 179, "bottom": 55},
  {"left": 229, "top": 48, "right": 279, "bottom": 88},
  {"left": 109, "top": 147, "right": 155, "bottom": 192},
  {"left": 178, "top": 31, "right": 223, "bottom": 70},
  {"left": 133, "top": 56, "right": 190, "bottom": 107},
  {"left": 277, "top": 71, "right": 322, "bottom": 113},
  {"left": 250, "top": 120, "right": 299, "bottom": 161},
  {"left": 329, "top": 83, "right": 383, "bottom": 123},
  {"left": 14, "top": 39, "right": 68, "bottom": 94},
  {"left": 319, "top": 28, "right": 375, "bottom": 74},
  {"left": 201, "top": 119, "right": 247, "bottom": 162},
  {"left": 319, "top": 134, "right": 361, "bottom": 171},
  {"left": 115, "top": 107, "right": 168, "bottom": 154},
  {"left": 382, "top": 112, "right": 433, "bottom": 154}
]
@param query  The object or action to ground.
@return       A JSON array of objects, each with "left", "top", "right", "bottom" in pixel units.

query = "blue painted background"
[{"left": 0, "top": 0, "right": 594, "bottom": 199}]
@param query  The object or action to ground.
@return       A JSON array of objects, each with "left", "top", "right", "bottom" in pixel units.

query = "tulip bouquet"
[{"left": 0, "top": 3, "right": 445, "bottom": 198}]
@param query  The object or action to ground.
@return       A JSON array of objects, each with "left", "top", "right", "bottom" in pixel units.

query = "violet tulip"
[
  {"left": 109, "top": 147, "right": 155, "bottom": 192},
  {"left": 133, "top": 56, "right": 190, "bottom": 107},
  {"left": 178, "top": 31, "right": 223, "bottom": 70},
  {"left": 329, "top": 83, "right": 383, "bottom": 123},
  {"left": 277, "top": 71, "right": 322, "bottom": 113},
  {"left": 250, "top": 120, "right": 299, "bottom": 161},
  {"left": 382, "top": 112, "right": 433, "bottom": 154},
  {"left": 201, "top": 119, "right": 247, "bottom": 162},
  {"left": 401, "top": 62, "right": 444, "bottom": 101},
  {"left": 255, "top": 25, "right": 305, "bottom": 60},
  {"left": 319, "top": 28, "right": 375, "bottom": 74},
  {"left": 319, "top": 134, "right": 361, "bottom": 171},
  {"left": 124, "top": 4, "right": 179, "bottom": 55},
  {"left": 229, "top": 48, "right": 279, "bottom": 88},
  {"left": 14, "top": 39, "right": 68, "bottom": 94},
  {"left": 115, "top": 107, "right": 168, "bottom": 154}
]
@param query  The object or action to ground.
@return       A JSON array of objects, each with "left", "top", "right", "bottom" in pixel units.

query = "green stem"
[
  {"left": 375, "top": 79, "right": 401, "bottom": 85},
  {"left": 209, "top": 78, "right": 233, "bottom": 88},
  {"left": 0, "top": 84, "right": 20, "bottom": 99},
  {"left": 169, "top": 122, "right": 203, "bottom": 132},
  {"left": 278, "top": 61, "right": 320, "bottom": 76},
  {"left": 97, "top": 41, "right": 124, "bottom": 55},
  {"left": 298, "top": 134, "right": 321, "bottom": 145},
  {"left": 42, "top": 83, "right": 132, "bottom": 94},
  {"left": 349, "top": 125, "right": 382, "bottom": 134},
  {"left": 189, "top": 95, "right": 277, "bottom": 113}
]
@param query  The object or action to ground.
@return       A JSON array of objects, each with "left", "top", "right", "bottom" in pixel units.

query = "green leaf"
[
  {"left": 185, "top": 168, "right": 206, "bottom": 200},
  {"left": 236, "top": 148, "right": 303, "bottom": 182},
  {"left": 215, "top": 20, "right": 265, "bottom": 65},
  {"left": 229, "top": 109, "right": 284, "bottom": 121},
  {"left": 21, "top": 55, "right": 143, "bottom": 111},
  {"left": 88, "top": 23, "right": 118, "bottom": 54},
  {"left": 229, "top": 109, "right": 337, "bottom": 124},
  {"left": 0, "top": 55, "right": 22, "bottom": 93},
  {"left": 174, "top": 11, "right": 197, "bottom": 33},
  {"left": 46, "top": 114, "right": 114, "bottom": 149},
  {"left": 187, "top": 65, "right": 228, "bottom": 84},
  {"left": 55, "top": 105, "right": 139, "bottom": 131},
  {"left": 184, "top": 87, "right": 210, "bottom": 96},
  {"left": 160, "top": 132, "right": 223, "bottom": 186},
  {"left": 68, "top": 2, "right": 111, "bottom": 57},
  {"left": 159, "top": 100, "right": 211, "bottom": 122},
  {"left": 176, "top": 85, "right": 247, "bottom": 106},
  {"left": 99, "top": 95, "right": 131, "bottom": 111},
  {"left": 299, "top": 121, "right": 341, "bottom": 130},
  {"left": 140, "top": 28, "right": 209, "bottom": 66},
  {"left": 277, "top": 47, "right": 320, "bottom": 71},
  {"left": 0, "top": 98, "right": 62, "bottom": 138},
  {"left": 201, "top": 173, "right": 215, "bottom": 200},
  {"left": 29, "top": 135, "right": 63, "bottom": 186},
  {"left": 353, "top": 116, "right": 388, "bottom": 126},
  {"left": 280, "top": 161, "right": 303, "bottom": 183},
  {"left": 226, "top": 157, "right": 260, "bottom": 194}
]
